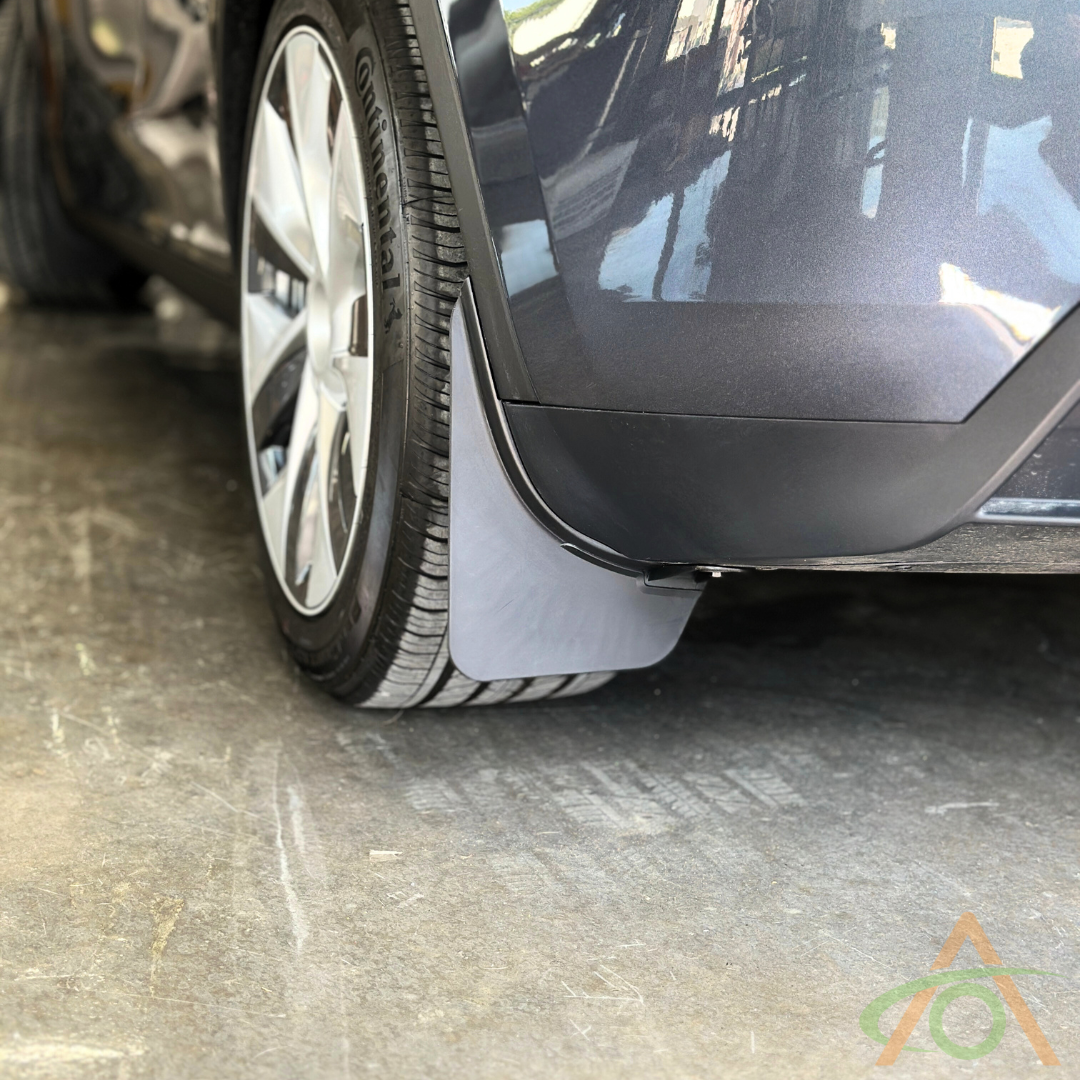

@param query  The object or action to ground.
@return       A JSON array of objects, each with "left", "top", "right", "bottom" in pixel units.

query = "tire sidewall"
[{"left": 240, "top": 0, "right": 411, "bottom": 671}]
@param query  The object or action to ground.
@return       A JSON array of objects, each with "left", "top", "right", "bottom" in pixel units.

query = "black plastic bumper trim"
[{"left": 501, "top": 304, "right": 1080, "bottom": 564}]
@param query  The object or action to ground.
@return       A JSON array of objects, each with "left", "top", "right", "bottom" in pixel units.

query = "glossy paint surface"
[
  {"left": 448, "top": 0, "right": 1080, "bottom": 421},
  {"left": 41, "top": 0, "right": 230, "bottom": 278}
]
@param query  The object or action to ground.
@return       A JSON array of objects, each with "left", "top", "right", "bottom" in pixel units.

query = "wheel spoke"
[
  {"left": 243, "top": 289, "right": 290, "bottom": 370},
  {"left": 243, "top": 27, "right": 374, "bottom": 614},
  {"left": 337, "top": 352, "right": 373, "bottom": 497},
  {"left": 327, "top": 109, "right": 369, "bottom": 356},
  {"left": 260, "top": 469, "right": 289, "bottom": 571},
  {"left": 275, "top": 370, "right": 350, "bottom": 606},
  {"left": 251, "top": 99, "right": 317, "bottom": 279},
  {"left": 325, "top": 404, "right": 355, "bottom": 566},
  {"left": 244, "top": 294, "right": 307, "bottom": 399},
  {"left": 303, "top": 493, "right": 338, "bottom": 607},
  {"left": 285, "top": 34, "right": 333, "bottom": 277},
  {"left": 278, "top": 361, "right": 320, "bottom": 573},
  {"left": 305, "top": 540, "right": 337, "bottom": 606},
  {"left": 283, "top": 388, "right": 343, "bottom": 607},
  {"left": 289, "top": 445, "right": 321, "bottom": 596},
  {"left": 250, "top": 348, "right": 306, "bottom": 489},
  {"left": 315, "top": 387, "right": 345, "bottom": 573}
]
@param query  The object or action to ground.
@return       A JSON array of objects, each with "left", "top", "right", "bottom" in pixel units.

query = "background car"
[{"left": 3, "top": 0, "right": 1080, "bottom": 707}]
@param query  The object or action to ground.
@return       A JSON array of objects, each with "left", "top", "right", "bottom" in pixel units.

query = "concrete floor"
[{"left": 2, "top": 294, "right": 1080, "bottom": 1080}]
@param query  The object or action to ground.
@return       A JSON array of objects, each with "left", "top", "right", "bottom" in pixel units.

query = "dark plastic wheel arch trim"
[{"left": 409, "top": 0, "right": 537, "bottom": 403}]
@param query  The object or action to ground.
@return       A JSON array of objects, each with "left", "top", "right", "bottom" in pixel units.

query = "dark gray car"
[{"left": 3, "top": 0, "right": 1080, "bottom": 706}]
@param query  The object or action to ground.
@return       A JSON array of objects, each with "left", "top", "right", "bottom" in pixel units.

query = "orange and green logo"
[{"left": 860, "top": 912, "right": 1062, "bottom": 1065}]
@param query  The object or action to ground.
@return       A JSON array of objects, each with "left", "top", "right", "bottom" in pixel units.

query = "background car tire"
[
  {"left": 0, "top": 0, "right": 143, "bottom": 305},
  {"left": 241, "top": 0, "right": 613, "bottom": 708}
]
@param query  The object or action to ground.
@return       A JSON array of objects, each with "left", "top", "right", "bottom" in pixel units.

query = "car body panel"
[
  {"left": 27, "top": 0, "right": 1080, "bottom": 568},
  {"left": 448, "top": 0, "right": 1080, "bottom": 421},
  {"left": 505, "top": 294, "right": 1080, "bottom": 562}
]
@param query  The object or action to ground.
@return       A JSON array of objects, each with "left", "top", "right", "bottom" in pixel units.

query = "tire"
[
  {"left": 240, "top": 0, "right": 613, "bottom": 707},
  {"left": 0, "top": 0, "right": 143, "bottom": 304}
]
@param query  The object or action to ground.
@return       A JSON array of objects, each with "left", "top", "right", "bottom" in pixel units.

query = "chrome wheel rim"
[{"left": 241, "top": 27, "right": 374, "bottom": 615}]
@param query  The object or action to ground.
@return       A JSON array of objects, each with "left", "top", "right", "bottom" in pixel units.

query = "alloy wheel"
[{"left": 241, "top": 26, "right": 374, "bottom": 614}]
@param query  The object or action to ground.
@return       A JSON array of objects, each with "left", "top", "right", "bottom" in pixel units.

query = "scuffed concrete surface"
[{"left": 1, "top": 296, "right": 1080, "bottom": 1079}]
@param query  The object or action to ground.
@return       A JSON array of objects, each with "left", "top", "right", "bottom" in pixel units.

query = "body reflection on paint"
[
  {"left": 598, "top": 152, "right": 730, "bottom": 301},
  {"left": 665, "top": 0, "right": 721, "bottom": 62},
  {"left": 991, "top": 16, "right": 1035, "bottom": 78},
  {"left": 939, "top": 262, "right": 1059, "bottom": 352},
  {"left": 861, "top": 86, "right": 889, "bottom": 219},
  {"left": 598, "top": 194, "right": 671, "bottom": 301},
  {"left": 496, "top": 0, "right": 1080, "bottom": 422},
  {"left": 979, "top": 116, "right": 1080, "bottom": 285},
  {"left": 498, "top": 219, "right": 559, "bottom": 296},
  {"left": 662, "top": 151, "right": 730, "bottom": 300}
]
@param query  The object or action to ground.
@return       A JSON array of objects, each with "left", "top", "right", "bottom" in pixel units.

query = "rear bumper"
[{"left": 505, "top": 305, "right": 1080, "bottom": 564}]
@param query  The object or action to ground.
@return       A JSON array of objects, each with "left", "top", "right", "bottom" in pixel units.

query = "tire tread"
[{"left": 284, "top": 0, "right": 612, "bottom": 709}]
